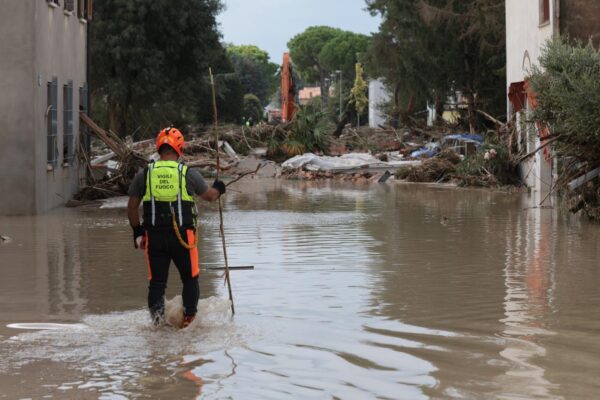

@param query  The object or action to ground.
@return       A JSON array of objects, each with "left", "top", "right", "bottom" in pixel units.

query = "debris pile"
[
  {"left": 396, "top": 149, "right": 461, "bottom": 183},
  {"left": 72, "top": 116, "right": 265, "bottom": 204}
]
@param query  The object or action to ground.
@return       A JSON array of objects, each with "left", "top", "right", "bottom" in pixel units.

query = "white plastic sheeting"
[{"left": 282, "top": 153, "right": 421, "bottom": 172}]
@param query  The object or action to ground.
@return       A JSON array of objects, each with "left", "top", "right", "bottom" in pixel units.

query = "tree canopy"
[
  {"left": 320, "top": 32, "right": 371, "bottom": 88},
  {"left": 288, "top": 26, "right": 371, "bottom": 104},
  {"left": 365, "top": 0, "right": 506, "bottom": 129},
  {"left": 91, "top": 0, "right": 242, "bottom": 136},
  {"left": 227, "top": 45, "right": 279, "bottom": 105}
]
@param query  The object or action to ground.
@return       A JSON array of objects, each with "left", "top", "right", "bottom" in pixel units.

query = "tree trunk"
[
  {"left": 319, "top": 67, "right": 328, "bottom": 110},
  {"left": 435, "top": 96, "right": 444, "bottom": 125},
  {"left": 334, "top": 112, "right": 350, "bottom": 137},
  {"left": 465, "top": 90, "right": 478, "bottom": 134},
  {"left": 400, "top": 94, "right": 415, "bottom": 125},
  {"left": 390, "top": 83, "right": 401, "bottom": 128},
  {"left": 463, "top": 42, "right": 478, "bottom": 133},
  {"left": 108, "top": 99, "right": 119, "bottom": 135}
]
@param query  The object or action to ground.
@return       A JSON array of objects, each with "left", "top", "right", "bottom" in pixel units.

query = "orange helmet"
[{"left": 156, "top": 127, "right": 184, "bottom": 156}]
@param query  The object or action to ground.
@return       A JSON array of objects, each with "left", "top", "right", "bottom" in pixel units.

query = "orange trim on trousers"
[{"left": 187, "top": 229, "right": 199, "bottom": 277}]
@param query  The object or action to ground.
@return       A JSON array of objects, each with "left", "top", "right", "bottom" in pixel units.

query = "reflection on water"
[
  {"left": 1, "top": 180, "right": 600, "bottom": 399},
  {"left": 498, "top": 192, "right": 559, "bottom": 399}
]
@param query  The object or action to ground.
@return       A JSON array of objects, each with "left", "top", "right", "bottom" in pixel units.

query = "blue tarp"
[
  {"left": 410, "top": 134, "right": 484, "bottom": 158},
  {"left": 410, "top": 148, "right": 439, "bottom": 158},
  {"left": 441, "top": 134, "right": 484, "bottom": 144}
]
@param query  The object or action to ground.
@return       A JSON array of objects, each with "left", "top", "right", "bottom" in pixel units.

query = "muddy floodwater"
[{"left": 1, "top": 180, "right": 600, "bottom": 399}]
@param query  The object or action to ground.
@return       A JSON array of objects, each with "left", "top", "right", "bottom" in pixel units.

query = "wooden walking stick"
[{"left": 209, "top": 67, "right": 235, "bottom": 315}]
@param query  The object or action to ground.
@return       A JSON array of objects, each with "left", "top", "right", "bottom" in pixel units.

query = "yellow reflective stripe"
[{"left": 143, "top": 161, "right": 193, "bottom": 202}]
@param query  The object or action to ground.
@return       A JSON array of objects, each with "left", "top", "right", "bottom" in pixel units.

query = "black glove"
[
  {"left": 212, "top": 179, "right": 226, "bottom": 195},
  {"left": 132, "top": 225, "right": 145, "bottom": 248}
]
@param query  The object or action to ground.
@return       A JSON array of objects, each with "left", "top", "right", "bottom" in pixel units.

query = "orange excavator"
[{"left": 281, "top": 53, "right": 296, "bottom": 122}]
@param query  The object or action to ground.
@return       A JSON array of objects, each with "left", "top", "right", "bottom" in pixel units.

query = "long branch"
[
  {"left": 226, "top": 164, "right": 262, "bottom": 187},
  {"left": 515, "top": 136, "right": 561, "bottom": 164}
]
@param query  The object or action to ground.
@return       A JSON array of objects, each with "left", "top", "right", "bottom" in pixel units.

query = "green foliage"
[
  {"left": 528, "top": 36, "right": 600, "bottom": 164},
  {"left": 350, "top": 63, "right": 369, "bottom": 117},
  {"left": 268, "top": 103, "right": 332, "bottom": 160},
  {"left": 365, "top": 0, "right": 506, "bottom": 126},
  {"left": 289, "top": 103, "right": 331, "bottom": 153},
  {"left": 455, "top": 144, "right": 518, "bottom": 187},
  {"left": 227, "top": 45, "right": 279, "bottom": 105},
  {"left": 91, "top": 0, "right": 242, "bottom": 136},
  {"left": 319, "top": 32, "right": 371, "bottom": 87},
  {"left": 288, "top": 26, "right": 343, "bottom": 83},
  {"left": 243, "top": 94, "right": 263, "bottom": 122},
  {"left": 288, "top": 26, "right": 370, "bottom": 109}
]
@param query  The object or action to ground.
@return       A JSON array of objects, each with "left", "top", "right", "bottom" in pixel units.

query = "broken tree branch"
[
  {"left": 476, "top": 109, "right": 505, "bottom": 127},
  {"left": 226, "top": 163, "right": 262, "bottom": 187},
  {"left": 515, "top": 136, "right": 561, "bottom": 164}
]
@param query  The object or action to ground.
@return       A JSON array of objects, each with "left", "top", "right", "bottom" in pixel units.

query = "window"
[
  {"left": 540, "top": 0, "right": 550, "bottom": 25},
  {"left": 47, "top": 78, "right": 58, "bottom": 166},
  {"left": 63, "top": 81, "right": 74, "bottom": 164},
  {"left": 64, "top": 0, "right": 74, "bottom": 12},
  {"left": 47, "top": 0, "right": 60, "bottom": 7},
  {"left": 77, "top": 0, "right": 93, "bottom": 21}
]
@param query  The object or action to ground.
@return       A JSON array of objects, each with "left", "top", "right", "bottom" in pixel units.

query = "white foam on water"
[
  {"left": 164, "top": 295, "right": 233, "bottom": 328},
  {"left": 99, "top": 196, "right": 128, "bottom": 209},
  {"left": 0, "top": 296, "right": 245, "bottom": 396},
  {"left": 7, "top": 323, "right": 88, "bottom": 331}
]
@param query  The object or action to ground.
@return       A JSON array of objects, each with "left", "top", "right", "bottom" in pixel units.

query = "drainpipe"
[{"left": 85, "top": 13, "right": 91, "bottom": 154}]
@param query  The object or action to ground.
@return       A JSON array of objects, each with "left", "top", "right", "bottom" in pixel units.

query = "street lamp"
[{"left": 335, "top": 70, "right": 342, "bottom": 120}]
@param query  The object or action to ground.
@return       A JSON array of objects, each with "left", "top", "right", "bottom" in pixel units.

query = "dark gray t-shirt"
[{"left": 128, "top": 166, "right": 209, "bottom": 198}]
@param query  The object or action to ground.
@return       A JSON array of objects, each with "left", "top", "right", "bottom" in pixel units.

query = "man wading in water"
[{"left": 127, "top": 127, "right": 225, "bottom": 328}]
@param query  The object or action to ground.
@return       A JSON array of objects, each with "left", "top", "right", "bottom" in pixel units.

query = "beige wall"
[
  {"left": 0, "top": 1, "right": 87, "bottom": 215},
  {"left": 0, "top": 0, "right": 36, "bottom": 214}
]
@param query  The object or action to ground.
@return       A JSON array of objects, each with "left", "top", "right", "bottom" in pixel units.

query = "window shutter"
[
  {"left": 541, "top": 0, "right": 550, "bottom": 24},
  {"left": 86, "top": 0, "right": 93, "bottom": 21},
  {"left": 47, "top": 78, "right": 59, "bottom": 165},
  {"left": 64, "top": 81, "right": 74, "bottom": 162}
]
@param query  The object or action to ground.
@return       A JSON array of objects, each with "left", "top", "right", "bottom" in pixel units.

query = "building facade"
[
  {"left": 298, "top": 86, "right": 322, "bottom": 105},
  {"left": 506, "top": 0, "right": 600, "bottom": 194},
  {"left": 368, "top": 79, "right": 390, "bottom": 129},
  {"left": 0, "top": 0, "right": 91, "bottom": 215}
]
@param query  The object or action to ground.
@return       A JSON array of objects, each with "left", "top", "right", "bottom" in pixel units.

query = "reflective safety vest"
[{"left": 142, "top": 161, "right": 196, "bottom": 228}]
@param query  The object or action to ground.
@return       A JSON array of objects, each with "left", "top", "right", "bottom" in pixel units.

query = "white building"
[
  {"left": 506, "top": 0, "right": 600, "bottom": 195},
  {"left": 506, "top": 0, "right": 557, "bottom": 194},
  {"left": 369, "top": 79, "right": 391, "bottom": 128}
]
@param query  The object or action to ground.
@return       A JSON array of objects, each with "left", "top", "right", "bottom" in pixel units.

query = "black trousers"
[{"left": 144, "top": 227, "right": 200, "bottom": 317}]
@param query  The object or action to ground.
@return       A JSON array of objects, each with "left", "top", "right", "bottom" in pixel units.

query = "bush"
[
  {"left": 528, "top": 36, "right": 600, "bottom": 164},
  {"left": 455, "top": 144, "right": 519, "bottom": 187},
  {"left": 267, "top": 103, "right": 332, "bottom": 160},
  {"left": 243, "top": 94, "right": 264, "bottom": 123}
]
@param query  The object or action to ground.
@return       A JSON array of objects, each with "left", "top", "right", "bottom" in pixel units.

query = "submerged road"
[{"left": 1, "top": 180, "right": 599, "bottom": 399}]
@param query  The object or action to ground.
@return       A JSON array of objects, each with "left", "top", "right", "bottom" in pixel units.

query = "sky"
[{"left": 217, "top": 0, "right": 382, "bottom": 63}]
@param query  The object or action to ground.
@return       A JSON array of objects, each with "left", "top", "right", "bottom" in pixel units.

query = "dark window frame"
[
  {"left": 47, "top": 77, "right": 59, "bottom": 166},
  {"left": 64, "top": 0, "right": 74, "bottom": 12},
  {"left": 63, "top": 81, "right": 74, "bottom": 164},
  {"left": 540, "top": 0, "right": 550, "bottom": 25},
  {"left": 77, "top": 0, "right": 93, "bottom": 21}
]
